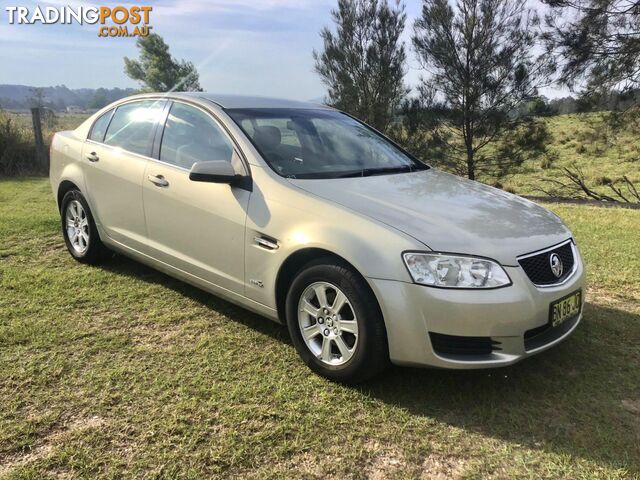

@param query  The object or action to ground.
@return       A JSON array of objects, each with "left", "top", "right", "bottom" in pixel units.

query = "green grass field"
[{"left": 0, "top": 178, "right": 639, "bottom": 479}]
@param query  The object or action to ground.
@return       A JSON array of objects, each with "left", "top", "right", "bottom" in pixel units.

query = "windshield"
[{"left": 226, "top": 108, "right": 428, "bottom": 179}]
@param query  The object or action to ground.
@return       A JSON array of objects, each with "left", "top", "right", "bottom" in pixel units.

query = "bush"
[
  {"left": 0, "top": 111, "right": 45, "bottom": 177},
  {"left": 594, "top": 176, "right": 613, "bottom": 186}
]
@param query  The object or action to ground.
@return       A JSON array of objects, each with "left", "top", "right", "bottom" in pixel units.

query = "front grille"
[
  {"left": 518, "top": 241, "right": 575, "bottom": 286},
  {"left": 429, "top": 332, "right": 501, "bottom": 357}
]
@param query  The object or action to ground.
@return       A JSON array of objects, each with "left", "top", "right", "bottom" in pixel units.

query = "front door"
[{"left": 142, "top": 101, "right": 250, "bottom": 294}]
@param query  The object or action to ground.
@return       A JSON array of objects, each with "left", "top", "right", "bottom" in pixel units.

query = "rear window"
[
  {"left": 104, "top": 100, "right": 165, "bottom": 156},
  {"left": 88, "top": 109, "right": 113, "bottom": 142}
]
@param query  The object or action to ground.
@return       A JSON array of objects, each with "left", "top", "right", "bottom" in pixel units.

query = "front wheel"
[{"left": 285, "top": 258, "right": 388, "bottom": 383}]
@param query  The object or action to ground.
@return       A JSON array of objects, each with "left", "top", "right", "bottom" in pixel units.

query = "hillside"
[{"left": 492, "top": 113, "right": 640, "bottom": 200}]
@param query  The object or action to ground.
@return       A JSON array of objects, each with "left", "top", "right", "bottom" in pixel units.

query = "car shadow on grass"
[
  {"left": 363, "top": 303, "right": 640, "bottom": 474},
  {"left": 99, "top": 254, "right": 292, "bottom": 343},
  {"left": 100, "top": 255, "right": 639, "bottom": 474}
]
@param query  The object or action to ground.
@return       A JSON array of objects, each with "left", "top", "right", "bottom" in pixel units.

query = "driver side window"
[{"left": 160, "top": 103, "right": 233, "bottom": 169}]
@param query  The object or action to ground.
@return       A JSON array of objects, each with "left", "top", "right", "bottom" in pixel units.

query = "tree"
[
  {"left": 542, "top": 1, "right": 640, "bottom": 95},
  {"left": 410, "top": 0, "right": 554, "bottom": 180},
  {"left": 542, "top": 2, "right": 640, "bottom": 203},
  {"left": 124, "top": 33, "right": 202, "bottom": 92},
  {"left": 527, "top": 95, "right": 558, "bottom": 117},
  {"left": 87, "top": 93, "right": 109, "bottom": 110},
  {"left": 314, "top": 0, "right": 407, "bottom": 132}
]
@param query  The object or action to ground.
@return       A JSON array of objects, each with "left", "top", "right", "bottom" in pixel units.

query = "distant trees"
[
  {"left": 314, "top": 0, "right": 407, "bottom": 132},
  {"left": 124, "top": 33, "right": 202, "bottom": 92},
  {"left": 409, "top": 0, "right": 554, "bottom": 180},
  {"left": 88, "top": 92, "right": 108, "bottom": 109}
]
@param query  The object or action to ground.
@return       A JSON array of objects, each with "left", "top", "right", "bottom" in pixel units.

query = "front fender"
[{"left": 243, "top": 171, "right": 424, "bottom": 310}]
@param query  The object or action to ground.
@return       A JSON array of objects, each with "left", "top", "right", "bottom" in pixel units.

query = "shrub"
[
  {"left": 594, "top": 176, "right": 613, "bottom": 186},
  {"left": 0, "top": 111, "right": 45, "bottom": 177}
]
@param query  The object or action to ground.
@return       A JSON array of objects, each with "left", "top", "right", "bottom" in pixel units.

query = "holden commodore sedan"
[{"left": 50, "top": 93, "right": 585, "bottom": 382}]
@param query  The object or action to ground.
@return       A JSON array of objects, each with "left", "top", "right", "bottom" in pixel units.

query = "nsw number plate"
[{"left": 550, "top": 290, "right": 582, "bottom": 327}]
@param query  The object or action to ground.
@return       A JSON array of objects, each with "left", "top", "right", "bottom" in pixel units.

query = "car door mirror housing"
[{"left": 189, "top": 161, "right": 251, "bottom": 190}]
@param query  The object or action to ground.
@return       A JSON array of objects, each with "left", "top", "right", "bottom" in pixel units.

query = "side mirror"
[{"left": 189, "top": 161, "right": 251, "bottom": 190}]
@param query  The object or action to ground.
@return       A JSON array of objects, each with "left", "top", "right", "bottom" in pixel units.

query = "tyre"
[
  {"left": 285, "top": 257, "right": 389, "bottom": 383},
  {"left": 60, "top": 189, "right": 110, "bottom": 264}
]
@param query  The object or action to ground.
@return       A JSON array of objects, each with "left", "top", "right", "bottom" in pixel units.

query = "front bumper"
[{"left": 368, "top": 249, "right": 586, "bottom": 369}]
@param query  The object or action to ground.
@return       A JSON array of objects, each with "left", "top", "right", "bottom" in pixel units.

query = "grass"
[
  {"left": 501, "top": 113, "right": 640, "bottom": 198},
  {"left": 0, "top": 178, "right": 639, "bottom": 478},
  {"left": 0, "top": 113, "right": 90, "bottom": 176},
  {"left": 4, "top": 112, "right": 89, "bottom": 145}
]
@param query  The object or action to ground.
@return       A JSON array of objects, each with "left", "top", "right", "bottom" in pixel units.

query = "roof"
[{"left": 171, "top": 92, "right": 331, "bottom": 110}]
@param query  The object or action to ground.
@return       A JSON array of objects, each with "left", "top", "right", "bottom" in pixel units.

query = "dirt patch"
[
  {"left": 275, "top": 451, "right": 328, "bottom": 478},
  {"left": 365, "top": 440, "right": 406, "bottom": 480},
  {"left": 420, "top": 454, "right": 467, "bottom": 479},
  {"left": 621, "top": 399, "right": 640, "bottom": 416},
  {"left": 128, "top": 323, "right": 193, "bottom": 350},
  {"left": 0, "top": 416, "right": 107, "bottom": 478}
]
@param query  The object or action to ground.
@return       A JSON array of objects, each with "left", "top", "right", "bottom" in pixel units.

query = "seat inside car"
[{"left": 253, "top": 125, "right": 282, "bottom": 154}]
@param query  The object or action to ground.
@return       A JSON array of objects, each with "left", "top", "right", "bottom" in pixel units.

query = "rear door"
[
  {"left": 82, "top": 99, "right": 166, "bottom": 253},
  {"left": 142, "top": 101, "right": 251, "bottom": 294}
]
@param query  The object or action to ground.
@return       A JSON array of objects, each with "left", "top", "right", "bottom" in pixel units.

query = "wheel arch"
[
  {"left": 57, "top": 180, "right": 80, "bottom": 211},
  {"left": 274, "top": 247, "right": 384, "bottom": 326}
]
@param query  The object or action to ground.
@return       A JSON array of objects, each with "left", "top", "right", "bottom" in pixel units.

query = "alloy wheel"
[
  {"left": 297, "top": 281, "right": 359, "bottom": 366},
  {"left": 65, "top": 199, "right": 90, "bottom": 254}
]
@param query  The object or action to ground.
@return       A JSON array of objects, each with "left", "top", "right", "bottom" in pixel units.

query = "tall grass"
[
  {"left": 0, "top": 111, "right": 89, "bottom": 177},
  {"left": 0, "top": 111, "right": 40, "bottom": 177}
]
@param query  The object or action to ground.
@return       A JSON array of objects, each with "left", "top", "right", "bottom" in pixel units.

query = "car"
[{"left": 50, "top": 93, "right": 585, "bottom": 383}]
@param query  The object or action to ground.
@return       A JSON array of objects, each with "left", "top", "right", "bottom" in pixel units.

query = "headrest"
[{"left": 253, "top": 125, "right": 281, "bottom": 150}]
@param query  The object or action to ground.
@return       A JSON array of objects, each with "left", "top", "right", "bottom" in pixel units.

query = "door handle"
[
  {"left": 86, "top": 152, "right": 99, "bottom": 162},
  {"left": 147, "top": 174, "right": 169, "bottom": 187}
]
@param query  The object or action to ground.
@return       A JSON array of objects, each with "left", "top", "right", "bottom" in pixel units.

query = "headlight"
[{"left": 402, "top": 252, "right": 511, "bottom": 288}]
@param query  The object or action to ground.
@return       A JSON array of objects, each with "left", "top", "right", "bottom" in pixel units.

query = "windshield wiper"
[
  {"left": 364, "top": 165, "right": 414, "bottom": 176},
  {"left": 331, "top": 165, "right": 416, "bottom": 179}
]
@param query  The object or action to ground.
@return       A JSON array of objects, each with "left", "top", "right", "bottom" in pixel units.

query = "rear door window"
[
  {"left": 88, "top": 109, "right": 113, "bottom": 142},
  {"left": 104, "top": 100, "right": 165, "bottom": 156}
]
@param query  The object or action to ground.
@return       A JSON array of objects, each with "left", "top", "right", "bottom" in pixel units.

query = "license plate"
[{"left": 549, "top": 290, "right": 582, "bottom": 327}]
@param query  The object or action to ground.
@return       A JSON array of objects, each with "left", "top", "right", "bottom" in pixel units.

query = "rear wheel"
[
  {"left": 60, "top": 189, "right": 110, "bottom": 264},
  {"left": 286, "top": 258, "right": 388, "bottom": 383}
]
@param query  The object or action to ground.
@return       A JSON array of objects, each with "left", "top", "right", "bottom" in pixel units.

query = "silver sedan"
[{"left": 50, "top": 93, "right": 585, "bottom": 382}]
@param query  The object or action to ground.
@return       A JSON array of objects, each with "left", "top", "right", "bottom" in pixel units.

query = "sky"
[{"left": 0, "top": 0, "right": 569, "bottom": 100}]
